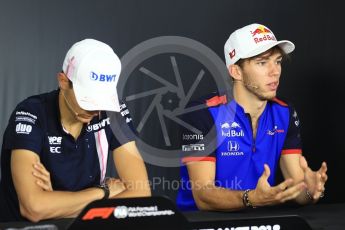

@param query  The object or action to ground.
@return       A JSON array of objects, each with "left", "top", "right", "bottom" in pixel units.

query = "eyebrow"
[{"left": 254, "top": 53, "right": 283, "bottom": 61}]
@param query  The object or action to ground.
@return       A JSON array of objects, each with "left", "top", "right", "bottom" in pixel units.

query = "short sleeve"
[
  {"left": 107, "top": 102, "right": 136, "bottom": 150},
  {"left": 281, "top": 105, "right": 303, "bottom": 154},
  {"left": 180, "top": 100, "right": 217, "bottom": 164},
  {"left": 3, "top": 103, "right": 44, "bottom": 155}
]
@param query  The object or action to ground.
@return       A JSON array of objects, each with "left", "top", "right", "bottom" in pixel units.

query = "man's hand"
[
  {"left": 251, "top": 164, "right": 306, "bottom": 206},
  {"left": 106, "top": 178, "right": 126, "bottom": 198},
  {"left": 32, "top": 161, "right": 53, "bottom": 191},
  {"left": 300, "top": 156, "right": 328, "bottom": 200}
]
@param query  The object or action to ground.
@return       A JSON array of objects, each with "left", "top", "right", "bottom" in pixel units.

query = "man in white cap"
[
  {"left": 0, "top": 39, "right": 151, "bottom": 222},
  {"left": 177, "top": 23, "right": 328, "bottom": 211}
]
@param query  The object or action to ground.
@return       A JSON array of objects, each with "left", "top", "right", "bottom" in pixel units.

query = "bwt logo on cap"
[{"left": 90, "top": 71, "right": 116, "bottom": 82}]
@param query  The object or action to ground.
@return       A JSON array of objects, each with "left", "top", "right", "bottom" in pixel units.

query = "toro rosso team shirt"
[
  {"left": 176, "top": 94, "right": 302, "bottom": 211},
  {"left": 0, "top": 90, "right": 134, "bottom": 221}
]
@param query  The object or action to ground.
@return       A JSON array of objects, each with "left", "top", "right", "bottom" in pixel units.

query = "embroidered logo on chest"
[{"left": 48, "top": 136, "right": 62, "bottom": 154}]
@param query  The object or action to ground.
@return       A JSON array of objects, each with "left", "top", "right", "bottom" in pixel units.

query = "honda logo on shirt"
[{"left": 228, "top": 141, "right": 240, "bottom": 151}]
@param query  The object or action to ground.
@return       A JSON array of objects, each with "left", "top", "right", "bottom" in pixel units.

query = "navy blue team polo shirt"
[
  {"left": 176, "top": 94, "right": 302, "bottom": 211},
  {"left": 0, "top": 90, "right": 134, "bottom": 221}
]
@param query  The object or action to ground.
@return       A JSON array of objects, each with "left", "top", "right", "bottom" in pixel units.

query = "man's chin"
[
  {"left": 258, "top": 92, "right": 276, "bottom": 101},
  {"left": 267, "top": 94, "right": 276, "bottom": 100},
  {"left": 76, "top": 116, "right": 93, "bottom": 124}
]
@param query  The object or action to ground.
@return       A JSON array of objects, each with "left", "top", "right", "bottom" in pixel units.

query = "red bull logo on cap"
[
  {"left": 250, "top": 25, "right": 276, "bottom": 44},
  {"left": 251, "top": 25, "right": 272, "bottom": 36}
]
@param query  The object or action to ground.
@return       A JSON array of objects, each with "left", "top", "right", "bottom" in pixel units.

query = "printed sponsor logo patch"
[
  {"left": 90, "top": 72, "right": 116, "bottom": 82},
  {"left": 182, "top": 133, "right": 203, "bottom": 140},
  {"left": 48, "top": 136, "right": 62, "bottom": 154},
  {"left": 15, "top": 116, "right": 36, "bottom": 124},
  {"left": 221, "top": 141, "right": 244, "bottom": 156},
  {"left": 182, "top": 144, "right": 205, "bottom": 152},
  {"left": 266, "top": 125, "right": 285, "bottom": 136},
  {"left": 15, "top": 111, "right": 38, "bottom": 124},
  {"left": 15, "top": 123, "right": 32, "bottom": 134},
  {"left": 220, "top": 121, "right": 244, "bottom": 137},
  {"left": 86, "top": 118, "right": 110, "bottom": 132}
]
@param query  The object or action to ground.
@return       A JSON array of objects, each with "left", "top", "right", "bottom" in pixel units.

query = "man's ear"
[
  {"left": 228, "top": 64, "right": 242, "bottom": 81},
  {"left": 57, "top": 72, "right": 70, "bottom": 90}
]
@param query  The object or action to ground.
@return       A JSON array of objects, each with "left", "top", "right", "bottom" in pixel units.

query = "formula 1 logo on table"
[
  {"left": 82, "top": 205, "right": 175, "bottom": 220},
  {"left": 15, "top": 123, "right": 32, "bottom": 134},
  {"left": 214, "top": 225, "right": 280, "bottom": 230}
]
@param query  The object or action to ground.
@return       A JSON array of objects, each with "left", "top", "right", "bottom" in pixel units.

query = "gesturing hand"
[
  {"left": 251, "top": 164, "right": 306, "bottom": 207},
  {"left": 300, "top": 156, "right": 328, "bottom": 200}
]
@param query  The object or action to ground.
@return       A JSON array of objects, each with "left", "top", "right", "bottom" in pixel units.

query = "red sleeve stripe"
[
  {"left": 281, "top": 149, "right": 302, "bottom": 154},
  {"left": 272, "top": 97, "right": 288, "bottom": 107},
  {"left": 206, "top": 95, "right": 227, "bottom": 107},
  {"left": 182, "top": 156, "right": 216, "bottom": 164}
]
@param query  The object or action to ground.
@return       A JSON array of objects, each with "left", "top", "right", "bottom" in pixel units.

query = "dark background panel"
[{"left": 0, "top": 0, "right": 343, "bottom": 203}]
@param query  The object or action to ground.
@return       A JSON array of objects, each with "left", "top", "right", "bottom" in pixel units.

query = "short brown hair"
[{"left": 235, "top": 46, "right": 289, "bottom": 68}]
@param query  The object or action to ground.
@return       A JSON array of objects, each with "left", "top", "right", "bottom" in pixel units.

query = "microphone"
[
  {"left": 234, "top": 79, "right": 259, "bottom": 89},
  {"left": 62, "top": 91, "right": 79, "bottom": 116},
  {"left": 61, "top": 91, "right": 99, "bottom": 123}
]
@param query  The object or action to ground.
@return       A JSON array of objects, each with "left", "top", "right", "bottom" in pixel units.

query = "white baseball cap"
[
  {"left": 62, "top": 38, "right": 122, "bottom": 112},
  {"left": 224, "top": 23, "right": 295, "bottom": 67}
]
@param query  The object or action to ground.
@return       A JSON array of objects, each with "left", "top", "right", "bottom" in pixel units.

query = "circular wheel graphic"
[{"left": 109, "top": 36, "right": 233, "bottom": 167}]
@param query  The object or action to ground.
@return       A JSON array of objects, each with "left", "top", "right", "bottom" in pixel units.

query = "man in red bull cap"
[
  {"left": 0, "top": 39, "right": 151, "bottom": 222},
  {"left": 177, "top": 23, "right": 328, "bottom": 211}
]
